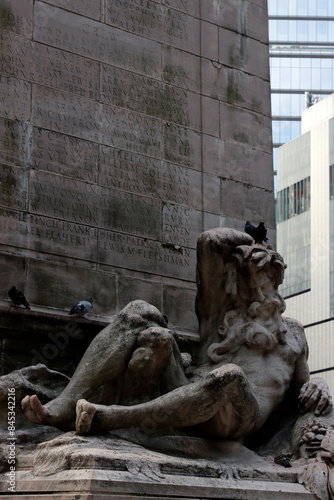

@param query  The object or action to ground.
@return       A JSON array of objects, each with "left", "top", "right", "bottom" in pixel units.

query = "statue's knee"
[
  {"left": 203, "top": 364, "right": 246, "bottom": 391},
  {"left": 128, "top": 329, "right": 174, "bottom": 376},
  {"left": 138, "top": 327, "right": 174, "bottom": 353}
]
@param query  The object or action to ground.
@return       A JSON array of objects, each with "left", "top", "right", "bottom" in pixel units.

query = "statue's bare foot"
[
  {"left": 21, "top": 394, "right": 49, "bottom": 424},
  {"left": 76, "top": 399, "right": 96, "bottom": 435}
]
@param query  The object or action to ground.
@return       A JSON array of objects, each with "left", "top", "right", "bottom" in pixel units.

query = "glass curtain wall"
[{"left": 268, "top": 0, "right": 334, "bottom": 187}]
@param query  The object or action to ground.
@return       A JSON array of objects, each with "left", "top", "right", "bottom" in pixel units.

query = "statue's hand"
[{"left": 298, "top": 377, "right": 333, "bottom": 416}]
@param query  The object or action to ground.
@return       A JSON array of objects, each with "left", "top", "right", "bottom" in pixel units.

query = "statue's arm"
[
  {"left": 288, "top": 319, "right": 333, "bottom": 416},
  {"left": 196, "top": 228, "right": 253, "bottom": 321}
]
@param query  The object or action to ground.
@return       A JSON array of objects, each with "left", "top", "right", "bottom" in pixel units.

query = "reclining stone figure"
[{"left": 21, "top": 228, "right": 333, "bottom": 449}]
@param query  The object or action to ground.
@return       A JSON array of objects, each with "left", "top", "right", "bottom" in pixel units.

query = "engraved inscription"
[
  {"left": 163, "top": 123, "right": 201, "bottom": 170},
  {"left": 34, "top": 2, "right": 161, "bottom": 78},
  {"left": 29, "top": 171, "right": 161, "bottom": 239},
  {"left": 0, "top": 164, "right": 27, "bottom": 210},
  {"left": 32, "top": 85, "right": 161, "bottom": 156},
  {"left": 163, "top": 202, "right": 202, "bottom": 248},
  {"left": 28, "top": 215, "right": 98, "bottom": 260},
  {"left": 98, "top": 229, "right": 195, "bottom": 280},
  {"left": 100, "top": 146, "right": 192, "bottom": 206},
  {"left": 0, "top": 208, "right": 28, "bottom": 248},
  {"left": 0, "top": 31, "right": 99, "bottom": 99},
  {"left": 0, "top": 75, "right": 30, "bottom": 121},
  {"left": 31, "top": 128, "right": 98, "bottom": 182},
  {"left": 0, "top": 0, "right": 33, "bottom": 37},
  {"left": 0, "top": 117, "right": 25, "bottom": 167},
  {"left": 106, "top": 0, "right": 198, "bottom": 51},
  {"left": 101, "top": 64, "right": 200, "bottom": 128}
]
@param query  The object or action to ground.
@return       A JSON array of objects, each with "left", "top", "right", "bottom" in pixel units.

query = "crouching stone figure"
[{"left": 21, "top": 228, "right": 332, "bottom": 456}]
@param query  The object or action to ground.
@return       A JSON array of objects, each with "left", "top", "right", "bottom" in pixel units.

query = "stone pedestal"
[{"left": 0, "top": 433, "right": 316, "bottom": 500}]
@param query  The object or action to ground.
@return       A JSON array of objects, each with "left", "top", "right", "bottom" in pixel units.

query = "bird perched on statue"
[
  {"left": 69, "top": 297, "right": 93, "bottom": 317},
  {"left": 244, "top": 221, "right": 268, "bottom": 245},
  {"left": 8, "top": 286, "right": 31, "bottom": 309}
]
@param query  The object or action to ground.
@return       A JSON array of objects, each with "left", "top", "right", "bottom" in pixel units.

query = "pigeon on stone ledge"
[
  {"left": 244, "top": 221, "right": 268, "bottom": 244},
  {"left": 69, "top": 297, "right": 93, "bottom": 316},
  {"left": 8, "top": 286, "right": 31, "bottom": 309}
]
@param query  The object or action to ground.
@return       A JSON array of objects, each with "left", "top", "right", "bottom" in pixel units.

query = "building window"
[{"left": 277, "top": 176, "right": 310, "bottom": 222}]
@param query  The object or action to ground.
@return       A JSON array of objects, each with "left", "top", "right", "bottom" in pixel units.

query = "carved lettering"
[
  {"left": 34, "top": 3, "right": 161, "bottom": 77},
  {"left": 100, "top": 147, "right": 190, "bottom": 204},
  {"left": 98, "top": 229, "right": 195, "bottom": 280}
]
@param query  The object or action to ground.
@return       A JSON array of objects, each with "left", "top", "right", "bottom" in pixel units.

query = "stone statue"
[
  {"left": 2, "top": 228, "right": 334, "bottom": 498},
  {"left": 21, "top": 229, "right": 332, "bottom": 438}
]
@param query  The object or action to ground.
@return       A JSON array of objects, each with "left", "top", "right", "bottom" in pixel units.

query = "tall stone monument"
[{"left": 0, "top": 0, "right": 274, "bottom": 359}]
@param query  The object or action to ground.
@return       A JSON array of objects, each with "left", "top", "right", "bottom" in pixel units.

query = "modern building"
[
  {"left": 268, "top": 0, "right": 334, "bottom": 186},
  {"left": 277, "top": 93, "right": 334, "bottom": 391}
]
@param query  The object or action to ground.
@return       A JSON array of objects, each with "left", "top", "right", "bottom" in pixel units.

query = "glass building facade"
[{"left": 268, "top": 0, "right": 334, "bottom": 183}]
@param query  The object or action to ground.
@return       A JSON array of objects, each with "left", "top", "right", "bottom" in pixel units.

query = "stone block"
[
  {"left": 29, "top": 170, "right": 162, "bottom": 239},
  {"left": 0, "top": 76, "right": 30, "bottom": 121},
  {"left": 99, "top": 146, "right": 203, "bottom": 210},
  {"left": 201, "top": 21, "right": 219, "bottom": 61},
  {"left": 105, "top": 1, "right": 201, "bottom": 55},
  {"left": 0, "top": 164, "right": 28, "bottom": 211},
  {"left": 98, "top": 230, "right": 196, "bottom": 281},
  {"left": 117, "top": 275, "right": 163, "bottom": 313},
  {"left": 163, "top": 285, "right": 198, "bottom": 331},
  {"left": 221, "top": 179, "right": 275, "bottom": 223},
  {"left": 0, "top": 208, "right": 28, "bottom": 249},
  {"left": 0, "top": 31, "right": 100, "bottom": 100},
  {"left": 40, "top": 0, "right": 102, "bottom": 20},
  {"left": 27, "top": 260, "right": 117, "bottom": 316},
  {"left": 0, "top": 0, "right": 33, "bottom": 38},
  {"left": 162, "top": 46, "right": 201, "bottom": 93},
  {"left": 164, "top": 0, "right": 200, "bottom": 17},
  {"left": 201, "top": 0, "right": 268, "bottom": 45},
  {"left": 101, "top": 64, "right": 201, "bottom": 129},
  {"left": 32, "top": 85, "right": 162, "bottom": 156},
  {"left": 220, "top": 102, "right": 272, "bottom": 154},
  {"left": 30, "top": 128, "right": 99, "bottom": 182},
  {"left": 202, "top": 134, "right": 274, "bottom": 192},
  {"left": 220, "top": 141, "right": 274, "bottom": 190},
  {"left": 202, "top": 96, "right": 219, "bottom": 137},
  {"left": 162, "top": 202, "right": 203, "bottom": 249},
  {"left": 163, "top": 123, "right": 202, "bottom": 170},
  {"left": 28, "top": 214, "right": 98, "bottom": 262},
  {"left": 0, "top": 254, "right": 26, "bottom": 302},
  {"left": 34, "top": 2, "right": 162, "bottom": 78},
  {"left": 201, "top": 62, "right": 270, "bottom": 116},
  {"left": 219, "top": 27, "right": 270, "bottom": 80},
  {"left": 0, "top": 118, "right": 26, "bottom": 168}
]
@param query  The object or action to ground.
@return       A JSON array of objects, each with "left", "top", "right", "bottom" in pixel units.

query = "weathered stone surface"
[
  {"left": 220, "top": 102, "right": 272, "bottom": 154},
  {"left": 0, "top": 76, "right": 30, "bottom": 121},
  {"left": 0, "top": 0, "right": 274, "bottom": 335},
  {"left": 221, "top": 179, "right": 275, "bottom": 222},
  {"left": 219, "top": 28, "right": 270, "bottom": 80},
  {"left": 0, "top": 0, "right": 33, "bottom": 38},
  {"left": 34, "top": 2, "right": 162, "bottom": 77}
]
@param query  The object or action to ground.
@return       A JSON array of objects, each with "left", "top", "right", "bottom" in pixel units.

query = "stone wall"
[{"left": 0, "top": 0, "right": 274, "bottom": 337}]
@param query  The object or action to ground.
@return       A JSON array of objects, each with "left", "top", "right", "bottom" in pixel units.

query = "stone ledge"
[{"left": 0, "top": 469, "right": 317, "bottom": 500}]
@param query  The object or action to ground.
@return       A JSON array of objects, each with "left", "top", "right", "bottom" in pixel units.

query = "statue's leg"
[
  {"left": 76, "top": 363, "right": 259, "bottom": 441},
  {"left": 21, "top": 301, "right": 168, "bottom": 430}
]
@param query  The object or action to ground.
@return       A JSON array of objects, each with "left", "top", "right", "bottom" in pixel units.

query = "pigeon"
[
  {"left": 274, "top": 453, "right": 292, "bottom": 468},
  {"left": 69, "top": 297, "right": 93, "bottom": 316},
  {"left": 8, "top": 286, "right": 31, "bottom": 309},
  {"left": 244, "top": 221, "right": 268, "bottom": 244}
]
